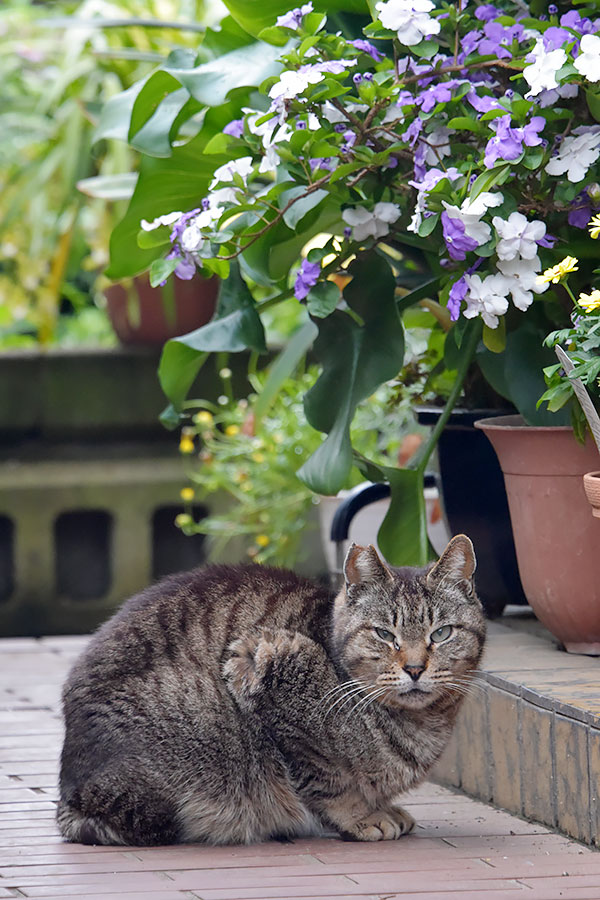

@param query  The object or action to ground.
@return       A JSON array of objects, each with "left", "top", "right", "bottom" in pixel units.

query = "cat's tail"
[{"left": 56, "top": 800, "right": 125, "bottom": 845}]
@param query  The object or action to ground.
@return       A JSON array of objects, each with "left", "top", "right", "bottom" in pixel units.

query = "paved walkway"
[{"left": 1, "top": 635, "right": 600, "bottom": 900}]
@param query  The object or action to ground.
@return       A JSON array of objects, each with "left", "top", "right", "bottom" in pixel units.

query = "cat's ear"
[
  {"left": 427, "top": 534, "right": 476, "bottom": 596},
  {"left": 343, "top": 543, "right": 393, "bottom": 591}
]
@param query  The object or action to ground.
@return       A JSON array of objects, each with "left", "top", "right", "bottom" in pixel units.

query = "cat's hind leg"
[{"left": 58, "top": 763, "right": 180, "bottom": 846}]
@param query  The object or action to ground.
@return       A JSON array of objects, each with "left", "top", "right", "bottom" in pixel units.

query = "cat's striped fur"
[{"left": 57, "top": 536, "right": 485, "bottom": 845}]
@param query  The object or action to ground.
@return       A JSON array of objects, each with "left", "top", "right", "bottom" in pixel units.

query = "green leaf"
[
  {"left": 587, "top": 90, "right": 600, "bottom": 124},
  {"left": 418, "top": 213, "right": 439, "bottom": 238},
  {"left": 411, "top": 40, "right": 438, "bottom": 59},
  {"left": 131, "top": 88, "right": 193, "bottom": 158},
  {"left": 76, "top": 173, "right": 138, "bottom": 201},
  {"left": 447, "top": 117, "right": 481, "bottom": 133},
  {"left": 158, "top": 264, "right": 266, "bottom": 407},
  {"left": 306, "top": 281, "right": 341, "bottom": 318},
  {"left": 297, "top": 253, "right": 404, "bottom": 495},
  {"left": 477, "top": 321, "right": 571, "bottom": 425},
  {"left": 137, "top": 226, "right": 172, "bottom": 250},
  {"left": 128, "top": 71, "right": 182, "bottom": 141},
  {"left": 482, "top": 318, "right": 506, "bottom": 353},
  {"left": 149, "top": 257, "right": 179, "bottom": 287},
  {"left": 222, "top": 0, "right": 368, "bottom": 39},
  {"left": 281, "top": 187, "right": 328, "bottom": 229},
  {"left": 522, "top": 146, "right": 545, "bottom": 170},
  {"left": 256, "top": 25, "right": 290, "bottom": 46},
  {"left": 167, "top": 40, "right": 286, "bottom": 107},
  {"left": 254, "top": 319, "right": 318, "bottom": 422},
  {"left": 470, "top": 163, "right": 511, "bottom": 199},
  {"left": 107, "top": 106, "right": 235, "bottom": 279},
  {"left": 377, "top": 467, "right": 430, "bottom": 566},
  {"left": 94, "top": 83, "right": 145, "bottom": 143}
]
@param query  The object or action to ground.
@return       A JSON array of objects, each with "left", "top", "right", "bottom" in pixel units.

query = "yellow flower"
[
  {"left": 175, "top": 513, "right": 193, "bottom": 528},
  {"left": 251, "top": 452, "right": 265, "bottom": 463},
  {"left": 589, "top": 215, "right": 600, "bottom": 240},
  {"left": 256, "top": 534, "right": 270, "bottom": 547},
  {"left": 537, "top": 256, "right": 579, "bottom": 285},
  {"left": 179, "top": 437, "right": 195, "bottom": 454},
  {"left": 225, "top": 424, "right": 240, "bottom": 436},
  {"left": 193, "top": 411, "right": 214, "bottom": 426},
  {"left": 578, "top": 289, "right": 600, "bottom": 312},
  {"left": 180, "top": 487, "right": 195, "bottom": 502}
]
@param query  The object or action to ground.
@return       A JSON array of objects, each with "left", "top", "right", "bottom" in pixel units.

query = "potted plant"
[
  {"left": 476, "top": 238, "right": 600, "bottom": 653},
  {"left": 95, "top": 0, "right": 600, "bottom": 581}
]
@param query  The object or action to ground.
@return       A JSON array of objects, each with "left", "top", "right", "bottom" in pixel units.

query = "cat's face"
[{"left": 332, "top": 536, "right": 486, "bottom": 711}]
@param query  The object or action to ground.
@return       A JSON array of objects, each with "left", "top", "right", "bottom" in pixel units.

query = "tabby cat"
[{"left": 57, "top": 535, "right": 485, "bottom": 846}]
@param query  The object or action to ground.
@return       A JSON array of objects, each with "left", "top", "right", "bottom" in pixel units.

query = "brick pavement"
[{"left": 1, "top": 635, "right": 599, "bottom": 900}]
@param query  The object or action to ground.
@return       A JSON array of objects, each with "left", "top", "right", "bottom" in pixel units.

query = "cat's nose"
[{"left": 403, "top": 663, "right": 426, "bottom": 682}]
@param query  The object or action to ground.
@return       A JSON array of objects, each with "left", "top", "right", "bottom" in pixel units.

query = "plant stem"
[{"left": 412, "top": 319, "right": 481, "bottom": 474}]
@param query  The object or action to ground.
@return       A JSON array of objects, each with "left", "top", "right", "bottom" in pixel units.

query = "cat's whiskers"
[
  {"left": 344, "top": 686, "right": 390, "bottom": 721},
  {"left": 323, "top": 682, "right": 369, "bottom": 720},
  {"left": 316, "top": 679, "right": 364, "bottom": 707}
]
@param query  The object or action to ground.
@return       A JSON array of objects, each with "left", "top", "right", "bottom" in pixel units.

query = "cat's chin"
[{"left": 379, "top": 687, "right": 437, "bottom": 710}]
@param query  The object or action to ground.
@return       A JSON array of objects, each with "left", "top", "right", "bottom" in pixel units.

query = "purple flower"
[
  {"left": 478, "top": 22, "right": 521, "bottom": 59},
  {"left": 537, "top": 233, "right": 558, "bottom": 247},
  {"left": 309, "top": 157, "right": 336, "bottom": 172},
  {"left": 413, "top": 142, "right": 427, "bottom": 180},
  {"left": 170, "top": 209, "right": 200, "bottom": 244},
  {"left": 294, "top": 259, "right": 320, "bottom": 300},
  {"left": 542, "top": 26, "right": 569, "bottom": 50},
  {"left": 448, "top": 276, "right": 468, "bottom": 321},
  {"left": 461, "top": 30, "right": 481, "bottom": 55},
  {"left": 475, "top": 4, "right": 500, "bottom": 22},
  {"left": 441, "top": 212, "right": 478, "bottom": 261},
  {"left": 349, "top": 39, "right": 384, "bottom": 62},
  {"left": 396, "top": 90, "right": 416, "bottom": 107},
  {"left": 364, "top": 72, "right": 374, "bottom": 82},
  {"left": 343, "top": 226, "right": 352, "bottom": 238},
  {"left": 223, "top": 118, "right": 244, "bottom": 138},
  {"left": 353, "top": 73, "right": 363, "bottom": 84},
  {"left": 560, "top": 10, "right": 594, "bottom": 34},
  {"left": 402, "top": 118, "right": 423, "bottom": 147},
  {"left": 467, "top": 92, "right": 504, "bottom": 114},
  {"left": 518, "top": 116, "right": 545, "bottom": 147},
  {"left": 418, "top": 80, "right": 457, "bottom": 113},
  {"left": 568, "top": 194, "right": 593, "bottom": 228},
  {"left": 173, "top": 254, "right": 196, "bottom": 280},
  {"left": 484, "top": 116, "right": 523, "bottom": 167}
]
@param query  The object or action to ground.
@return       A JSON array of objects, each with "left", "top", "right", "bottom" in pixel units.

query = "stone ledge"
[{"left": 434, "top": 620, "right": 600, "bottom": 846}]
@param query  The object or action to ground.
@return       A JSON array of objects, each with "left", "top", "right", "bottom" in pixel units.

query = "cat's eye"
[
  {"left": 430, "top": 625, "right": 453, "bottom": 643},
  {"left": 375, "top": 627, "right": 396, "bottom": 643}
]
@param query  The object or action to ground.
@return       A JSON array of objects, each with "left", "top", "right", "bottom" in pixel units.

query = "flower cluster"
[{"left": 142, "top": 0, "right": 600, "bottom": 332}]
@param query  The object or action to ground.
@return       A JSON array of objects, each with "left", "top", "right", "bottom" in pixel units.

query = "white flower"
[
  {"left": 492, "top": 212, "right": 546, "bottom": 261},
  {"left": 574, "top": 34, "right": 600, "bottom": 82},
  {"left": 463, "top": 273, "right": 509, "bottom": 329},
  {"left": 545, "top": 125, "right": 600, "bottom": 183},
  {"left": 496, "top": 257, "right": 548, "bottom": 312},
  {"left": 246, "top": 112, "right": 292, "bottom": 174},
  {"left": 523, "top": 40, "right": 567, "bottom": 97},
  {"left": 180, "top": 204, "right": 224, "bottom": 253},
  {"left": 140, "top": 211, "right": 182, "bottom": 231},
  {"left": 442, "top": 191, "right": 503, "bottom": 246},
  {"left": 423, "top": 126, "right": 454, "bottom": 165},
  {"left": 375, "top": 0, "right": 441, "bottom": 46},
  {"left": 181, "top": 224, "right": 204, "bottom": 253},
  {"left": 210, "top": 157, "right": 254, "bottom": 190},
  {"left": 268, "top": 66, "right": 325, "bottom": 104},
  {"left": 342, "top": 201, "right": 401, "bottom": 240}
]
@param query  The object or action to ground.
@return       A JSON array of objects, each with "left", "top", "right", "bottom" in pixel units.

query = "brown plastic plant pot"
[
  {"left": 475, "top": 415, "right": 600, "bottom": 656},
  {"left": 105, "top": 274, "right": 218, "bottom": 346},
  {"left": 583, "top": 471, "right": 600, "bottom": 518}
]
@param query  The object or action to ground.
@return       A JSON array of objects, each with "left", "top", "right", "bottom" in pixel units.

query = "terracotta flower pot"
[
  {"left": 475, "top": 415, "right": 600, "bottom": 655},
  {"left": 584, "top": 471, "right": 600, "bottom": 518},
  {"left": 105, "top": 274, "right": 218, "bottom": 346}
]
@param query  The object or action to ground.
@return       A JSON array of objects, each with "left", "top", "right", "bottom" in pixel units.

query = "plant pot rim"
[
  {"left": 584, "top": 470, "right": 600, "bottom": 480},
  {"left": 474, "top": 414, "right": 574, "bottom": 433}
]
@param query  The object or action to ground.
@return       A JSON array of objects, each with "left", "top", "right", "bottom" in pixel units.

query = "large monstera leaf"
[
  {"left": 297, "top": 253, "right": 404, "bottom": 496},
  {"left": 223, "top": 0, "right": 369, "bottom": 39}
]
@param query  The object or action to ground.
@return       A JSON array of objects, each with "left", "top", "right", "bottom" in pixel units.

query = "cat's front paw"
[
  {"left": 223, "top": 630, "right": 309, "bottom": 702},
  {"left": 343, "top": 808, "right": 415, "bottom": 842}
]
